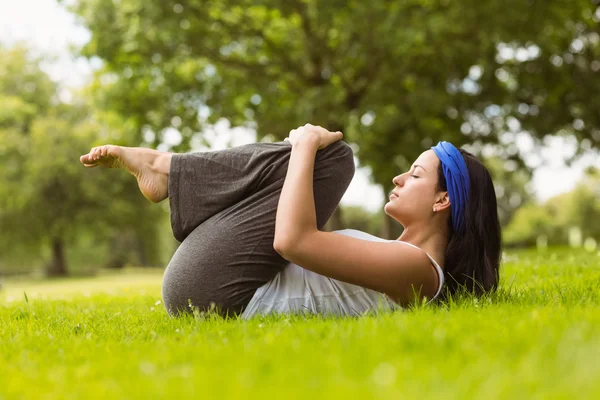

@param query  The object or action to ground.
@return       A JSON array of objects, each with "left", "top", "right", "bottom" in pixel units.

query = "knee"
[
  {"left": 162, "top": 274, "right": 213, "bottom": 317},
  {"left": 161, "top": 253, "right": 208, "bottom": 317},
  {"left": 161, "top": 237, "right": 247, "bottom": 318},
  {"left": 331, "top": 140, "right": 354, "bottom": 158},
  {"left": 330, "top": 140, "right": 355, "bottom": 180},
  {"left": 161, "top": 268, "right": 192, "bottom": 317}
]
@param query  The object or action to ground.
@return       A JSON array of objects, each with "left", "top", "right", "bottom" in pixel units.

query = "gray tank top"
[{"left": 241, "top": 229, "right": 445, "bottom": 319}]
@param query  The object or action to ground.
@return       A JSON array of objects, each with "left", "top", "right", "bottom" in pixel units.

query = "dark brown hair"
[{"left": 436, "top": 149, "right": 502, "bottom": 298}]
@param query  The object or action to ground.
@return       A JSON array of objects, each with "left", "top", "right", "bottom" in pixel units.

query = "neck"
[{"left": 397, "top": 222, "right": 448, "bottom": 267}]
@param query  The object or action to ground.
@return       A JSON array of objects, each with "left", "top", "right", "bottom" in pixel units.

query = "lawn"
[{"left": 1, "top": 248, "right": 599, "bottom": 399}]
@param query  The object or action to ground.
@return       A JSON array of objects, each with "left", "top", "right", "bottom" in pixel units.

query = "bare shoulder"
[{"left": 274, "top": 230, "right": 440, "bottom": 305}]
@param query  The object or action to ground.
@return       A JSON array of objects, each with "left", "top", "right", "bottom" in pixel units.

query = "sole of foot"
[{"left": 80, "top": 145, "right": 169, "bottom": 203}]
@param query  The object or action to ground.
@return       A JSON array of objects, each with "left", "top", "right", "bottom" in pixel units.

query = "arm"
[
  {"left": 273, "top": 134, "right": 321, "bottom": 248},
  {"left": 273, "top": 125, "right": 438, "bottom": 304}
]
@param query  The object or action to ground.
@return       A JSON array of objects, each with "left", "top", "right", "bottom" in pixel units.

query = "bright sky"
[{"left": 1, "top": 0, "right": 598, "bottom": 212}]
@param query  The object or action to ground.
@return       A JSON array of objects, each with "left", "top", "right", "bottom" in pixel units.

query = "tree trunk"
[
  {"left": 136, "top": 236, "right": 149, "bottom": 267},
  {"left": 105, "top": 233, "right": 130, "bottom": 269},
  {"left": 46, "top": 236, "right": 67, "bottom": 277},
  {"left": 134, "top": 224, "right": 162, "bottom": 267},
  {"left": 381, "top": 213, "right": 394, "bottom": 239}
]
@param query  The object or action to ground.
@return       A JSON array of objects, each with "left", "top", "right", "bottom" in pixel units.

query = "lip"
[{"left": 389, "top": 193, "right": 399, "bottom": 200}]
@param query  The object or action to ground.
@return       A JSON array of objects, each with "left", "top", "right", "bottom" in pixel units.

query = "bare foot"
[{"left": 80, "top": 145, "right": 170, "bottom": 203}]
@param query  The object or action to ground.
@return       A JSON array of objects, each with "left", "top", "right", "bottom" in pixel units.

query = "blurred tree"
[
  {"left": 325, "top": 205, "right": 384, "bottom": 236},
  {"left": 503, "top": 202, "right": 558, "bottom": 247},
  {"left": 504, "top": 166, "right": 600, "bottom": 247},
  {"left": 559, "top": 167, "right": 600, "bottom": 241},
  {"left": 0, "top": 44, "right": 60, "bottom": 267},
  {"left": 482, "top": 156, "right": 533, "bottom": 227},
  {"left": 0, "top": 44, "right": 164, "bottom": 276},
  {"left": 70, "top": 0, "right": 600, "bottom": 237}
]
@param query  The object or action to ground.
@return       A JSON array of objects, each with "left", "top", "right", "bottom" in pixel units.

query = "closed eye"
[{"left": 411, "top": 175, "right": 419, "bottom": 178}]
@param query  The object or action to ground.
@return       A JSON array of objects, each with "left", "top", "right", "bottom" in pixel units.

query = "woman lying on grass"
[{"left": 80, "top": 124, "right": 501, "bottom": 318}]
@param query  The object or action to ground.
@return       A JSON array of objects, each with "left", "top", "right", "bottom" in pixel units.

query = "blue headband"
[{"left": 431, "top": 141, "right": 470, "bottom": 234}]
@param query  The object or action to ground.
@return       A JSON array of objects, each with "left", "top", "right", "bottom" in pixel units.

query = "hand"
[{"left": 284, "top": 124, "right": 344, "bottom": 150}]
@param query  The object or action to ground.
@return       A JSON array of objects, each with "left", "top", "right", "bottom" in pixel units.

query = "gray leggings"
[{"left": 162, "top": 140, "right": 355, "bottom": 316}]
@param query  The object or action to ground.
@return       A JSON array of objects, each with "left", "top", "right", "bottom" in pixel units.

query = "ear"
[{"left": 433, "top": 191, "right": 451, "bottom": 213}]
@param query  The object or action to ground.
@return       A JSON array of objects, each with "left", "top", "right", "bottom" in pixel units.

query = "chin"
[
  {"left": 384, "top": 204, "right": 400, "bottom": 221},
  {"left": 383, "top": 201, "right": 393, "bottom": 215},
  {"left": 385, "top": 202, "right": 408, "bottom": 223}
]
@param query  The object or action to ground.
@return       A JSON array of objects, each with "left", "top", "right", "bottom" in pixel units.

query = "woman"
[{"left": 80, "top": 124, "right": 501, "bottom": 318}]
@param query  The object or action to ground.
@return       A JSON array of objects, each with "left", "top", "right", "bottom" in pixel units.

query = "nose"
[{"left": 392, "top": 173, "right": 405, "bottom": 187}]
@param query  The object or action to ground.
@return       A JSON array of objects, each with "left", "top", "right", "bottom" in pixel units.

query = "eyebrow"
[{"left": 413, "top": 164, "right": 427, "bottom": 172}]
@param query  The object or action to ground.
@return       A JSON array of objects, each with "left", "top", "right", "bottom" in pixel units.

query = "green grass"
[{"left": 1, "top": 248, "right": 599, "bottom": 399}]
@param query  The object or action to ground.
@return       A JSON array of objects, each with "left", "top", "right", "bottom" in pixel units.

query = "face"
[{"left": 384, "top": 150, "right": 445, "bottom": 226}]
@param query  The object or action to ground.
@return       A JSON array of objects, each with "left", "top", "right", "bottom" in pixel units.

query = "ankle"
[{"left": 152, "top": 153, "right": 172, "bottom": 175}]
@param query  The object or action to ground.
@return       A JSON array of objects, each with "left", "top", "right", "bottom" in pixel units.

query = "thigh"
[
  {"left": 162, "top": 191, "right": 287, "bottom": 317},
  {"left": 169, "top": 140, "right": 355, "bottom": 242},
  {"left": 162, "top": 140, "right": 355, "bottom": 316}
]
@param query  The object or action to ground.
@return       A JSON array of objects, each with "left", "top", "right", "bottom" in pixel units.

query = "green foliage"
[
  {"left": 566, "top": 168, "right": 600, "bottom": 240},
  {"left": 0, "top": 44, "right": 56, "bottom": 130},
  {"left": 504, "top": 167, "right": 600, "bottom": 247},
  {"left": 1, "top": 247, "right": 600, "bottom": 398},
  {"left": 70, "top": 0, "right": 600, "bottom": 198},
  {"left": 481, "top": 156, "right": 533, "bottom": 227},
  {"left": 503, "top": 202, "right": 558, "bottom": 246},
  {"left": 0, "top": 44, "right": 166, "bottom": 274},
  {"left": 339, "top": 205, "right": 384, "bottom": 236}
]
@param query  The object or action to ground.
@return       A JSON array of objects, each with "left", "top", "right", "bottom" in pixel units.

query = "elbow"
[
  {"left": 273, "top": 238, "right": 292, "bottom": 257},
  {"left": 274, "top": 228, "right": 317, "bottom": 258},
  {"left": 273, "top": 235, "right": 298, "bottom": 258},
  {"left": 273, "top": 239, "right": 285, "bottom": 256}
]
